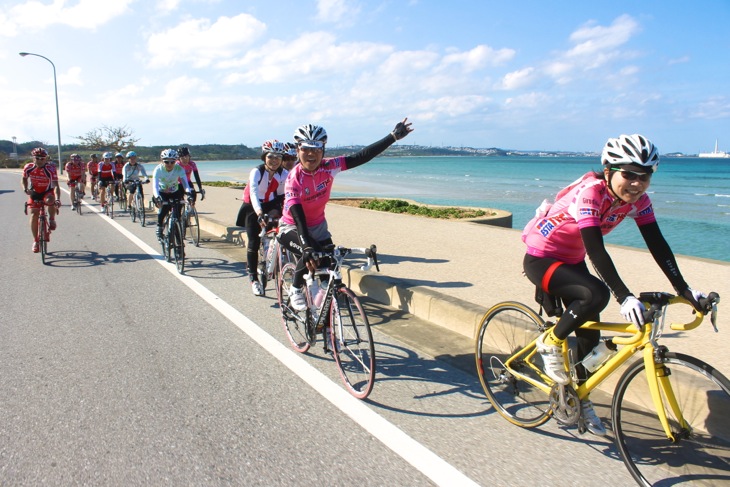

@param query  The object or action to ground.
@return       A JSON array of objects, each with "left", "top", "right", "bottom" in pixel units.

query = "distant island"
[{"left": 0, "top": 139, "right": 697, "bottom": 166}]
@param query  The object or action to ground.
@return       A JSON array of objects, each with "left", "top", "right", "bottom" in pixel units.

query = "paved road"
[{"left": 0, "top": 171, "right": 637, "bottom": 486}]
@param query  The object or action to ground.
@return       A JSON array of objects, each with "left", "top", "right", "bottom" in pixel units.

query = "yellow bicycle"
[{"left": 475, "top": 291, "right": 728, "bottom": 486}]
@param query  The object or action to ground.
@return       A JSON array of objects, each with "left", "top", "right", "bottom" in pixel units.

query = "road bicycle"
[
  {"left": 278, "top": 244, "right": 380, "bottom": 399},
  {"left": 128, "top": 178, "right": 149, "bottom": 226},
  {"left": 69, "top": 181, "right": 85, "bottom": 215},
  {"left": 103, "top": 181, "right": 116, "bottom": 219},
  {"left": 25, "top": 200, "right": 56, "bottom": 264},
  {"left": 181, "top": 189, "right": 204, "bottom": 247},
  {"left": 117, "top": 179, "right": 128, "bottom": 213},
  {"left": 90, "top": 177, "right": 99, "bottom": 201},
  {"left": 475, "top": 290, "right": 727, "bottom": 486},
  {"left": 255, "top": 214, "right": 288, "bottom": 296},
  {"left": 158, "top": 197, "right": 186, "bottom": 274}
]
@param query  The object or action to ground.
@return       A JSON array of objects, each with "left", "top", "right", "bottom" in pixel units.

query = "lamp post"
[
  {"left": 12, "top": 136, "right": 19, "bottom": 165},
  {"left": 19, "top": 52, "right": 63, "bottom": 173}
]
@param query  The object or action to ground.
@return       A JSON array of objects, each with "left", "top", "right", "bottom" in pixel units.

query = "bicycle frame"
[{"left": 502, "top": 295, "right": 710, "bottom": 442}]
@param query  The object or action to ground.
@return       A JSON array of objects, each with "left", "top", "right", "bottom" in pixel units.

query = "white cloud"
[
  {"left": 2, "top": 0, "right": 134, "bottom": 34},
  {"left": 439, "top": 45, "right": 515, "bottom": 72},
  {"left": 499, "top": 67, "right": 535, "bottom": 90},
  {"left": 505, "top": 92, "right": 551, "bottom": 109},
  {"left": 156, "top": 0, "right": 181, "bottom": 13},
  {"left": 221, "top": 31, "right": 393, "bottom": 84},
  {"left": 566, "top": 14, "right": 640, "bottom": 59},
  {"left": 316, "top": 0, "right": 360, "bottom": 23},
  {"left": 58, "top": 66, "right": 83, "bottom": 86},
  {"left": 147, "top": 14, "right": 267, "bottom": 68}
]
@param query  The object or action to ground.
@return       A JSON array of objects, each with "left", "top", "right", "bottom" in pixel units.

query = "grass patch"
[
  {"left": 203, "top": 181, "right": 242, "bottom": 187},
  {"left": 357, "top": 198, "right": 491, "bottom": 219}
]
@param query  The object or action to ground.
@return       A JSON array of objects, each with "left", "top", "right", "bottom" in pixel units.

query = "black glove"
[
  {"left": 257, "top": 213, "right": 267, "bottom": 226},
  {"left": 200, "top": 189, "right": 205, "bottom": 201},
  {"left": 391, "top": 118, "right": 413, "bottom": 141},
  {"left": 681, "top": 287, "right": 707, "bottom": 313}
]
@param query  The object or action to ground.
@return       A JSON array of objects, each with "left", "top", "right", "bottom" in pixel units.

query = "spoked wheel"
[
  {"left": 118, "top": 187, "right": 127, "bottom": 213},
  {"left": 161, "top": 215, "right": 170, "bottom": 260},
  {"left": 186, "top": 206, "right": 200, "bottom": 246},
  {"left": 39, "top": 218, "right": 48, "bottom": 265},
  {"left": 612, "top": 352, "right": 730, "bottom": 486},
  {"left": 172, "top": 221, "right": 185, "bottom": 274},
  {"left": 258, "top": 240, "right": 268, "bottom": 294},
  {"left": 279, "top": 262, "right": 311, "bottom": 353},
  {"left": 75, "top": 190, "right": 82, "bottom": 215},
  {"left": 330, "top": 287, "right": 375, "bottom": 399},
  {"left": 475, "top": 302, "right": 551, "bottom": 428},
  {"left": 131, "top": 198, "right": 137, "bottom": 223},
  {"left": 137, "top": 194, "right": 146, "bottom": 227}
]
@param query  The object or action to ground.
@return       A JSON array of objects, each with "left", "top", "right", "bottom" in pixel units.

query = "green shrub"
[{"left": 357, "top": 199, "right": 490, "bottom": 219}]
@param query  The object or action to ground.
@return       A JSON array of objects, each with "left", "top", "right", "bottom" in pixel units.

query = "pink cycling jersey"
[
  {"left": 281, "top": 156, "right": 348, "bottom": 227},
  {"left": 522, "top": 172, "right": 656, "bottom": 264},
  {"left": 176, "top": 159, "right": 198, "bottom": 183}
]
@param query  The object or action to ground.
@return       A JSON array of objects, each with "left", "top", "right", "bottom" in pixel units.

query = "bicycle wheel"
[
  {"left": 330, "top": 287, "right": 375, "bottom": 399},
  {"left": 75, "top": 189, "right": 82, "bottom": 215},
  {"left": 172, "top": 221, "right": 185, "bottom": 274},
  {"left": 279, "top": 262, "right": 311, "bottom": 353},
  {"left": 184, "top": 206, "right": 199, "bottom": 246},
  {"left": 612, "top": 352, "right": 730, "bottom": 486},
  {"left": 39, "top": 216, "right": 48, "bottom": 265},
  {"left": 258, "top": 239, "right": 268, "bottom": 294},
  {"left": 137, "top": 193, "right": 146, "bottom": 227},
  {"left": 475, "top": 302, "right": 551, "bottom": 428},
  {"left": 130, "top": 194, "right": 137, "bottom": 223}
]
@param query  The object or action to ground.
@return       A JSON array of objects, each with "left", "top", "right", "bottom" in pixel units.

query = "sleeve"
[
  {"left": 581, "top": 225, "right": 632, "bottom": 303},
  {"left": 249, "top": 168, "right": 263, "bottom": 215},
  {"left": 179, "top": 168, "right": 191, "bottom": 192},
  {"left": 290, "top": 203, "right": 316, "bottom": 249},
  {"left": 343, "top": 134, "right": 395, "bottom": 169},
  {"left": 122, "top": 163, "right": 129, "bottom": 182},
  {"left": 193, "top": 170, "right": 202, "bottom": 191},
  {"left": 638, "top": 221, "right": 689, "bottom": 294},
  {"left": 152, "top": 166, "right": 161, "bottom": 198}
]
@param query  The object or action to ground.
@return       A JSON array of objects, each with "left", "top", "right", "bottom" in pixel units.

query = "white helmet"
[
  {"left": 102, "top": 151, "right": 113, "bottom": 159},
  {"left": 601, "top": 134, "right": 660, "bottom": 172},
  {"left": 293, "top": 124, "right": 327, "bottom": 148},
  {"left": 161, "top": 148, "right": 178, "bottom": 161}
]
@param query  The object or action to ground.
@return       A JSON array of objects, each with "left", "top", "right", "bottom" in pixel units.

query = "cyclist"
[
  {"left": 98, "top": 152, "right": 117, "bottom": 210},
  {"left": 152, "top": 149, "right": 191, "bottom": 240},
  {"left": 123, "top": 151, "right": 149, "bottom": 210},
  {"left": 522, "top": 134, "right": 707, "bottom": 436},
  {"left": 21, "top": 148, "right": 61, "bottom": 253},
  {"left": 87, "top": 154, "right": 99, "bottom": 200},
  {"left": 65, "top": 153, "right": 87, "bottom": 210},
  {"left": 278, "top": 118, "right": 413, "bottom": 310},
  {"left": 282, "top": 142, "right": 298, "bottom": 171},
  {"left": 176, "top": 147, "right": 205, "bottom": 205},
  {"left": 113, "top": 152, "right": 125, "bottom": 200},
  {"left": 235, "top": 140, "right": 289, "bottom": 296}
]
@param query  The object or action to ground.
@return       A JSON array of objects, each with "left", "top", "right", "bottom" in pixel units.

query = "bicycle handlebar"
[
  {"left": 306, "top": 244, "right": 380, "bottom": 276},
  {"left": 638, "top": 291, "right": 720, "bottom": 332}
]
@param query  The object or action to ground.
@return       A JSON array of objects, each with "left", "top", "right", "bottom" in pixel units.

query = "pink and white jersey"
[
  {"left": 522, "top": 172, "right": 656, "bottom": 264},
  {"left": 176, "top": 159, "right": 198, "bottom": 183},
  {"left": 281, "top": 156, "right": 348, "bottom": 227}
]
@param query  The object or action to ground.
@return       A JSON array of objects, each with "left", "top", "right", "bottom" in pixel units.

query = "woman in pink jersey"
[
  {"left": 278, "top": 119, "right": 413, "bottom": 311},
  {"left": 522, "top": 134, "right": 706, "bottom": 436}
]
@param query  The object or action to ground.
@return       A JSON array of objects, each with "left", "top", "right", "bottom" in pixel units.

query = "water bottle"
[
  {"left": 581, "top": 339, "right": 618, "bottom": 373},
  {"left": 313, "top": 283, "right": 326, "bottom": 308},
  {"left": 266, "top": 240, "right": 277, "bottom": 275}
]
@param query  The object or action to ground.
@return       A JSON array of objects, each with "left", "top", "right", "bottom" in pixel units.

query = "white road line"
[{"left": 85, "top": 197, "right": 480, "bottom": 487}]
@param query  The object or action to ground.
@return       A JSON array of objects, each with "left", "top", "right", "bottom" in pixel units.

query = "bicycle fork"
[{"left": 642, "top": 345, "right": 688, "bottom": 442}]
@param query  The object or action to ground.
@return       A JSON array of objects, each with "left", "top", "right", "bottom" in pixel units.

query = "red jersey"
[
  {"left": 98, "top": 161, "right": 116, "bottom": 179},
  {"left": 23, "top": 162, "right": 58, "bottom": 193},
  {"left": 65, "top": 161, "right": 85, "bottom": 181},
  {"left": 87, "top": 160, "right": 99, "bottom": 176}
]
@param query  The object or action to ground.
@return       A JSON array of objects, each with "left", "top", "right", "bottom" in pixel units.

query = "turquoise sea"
[{"left": 145, "top": 156, "right": 730, "bottom": 263}]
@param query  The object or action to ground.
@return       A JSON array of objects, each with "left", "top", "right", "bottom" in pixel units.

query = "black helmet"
[{"left": 178, "top": 147, "right": 190, "bottom": 157}]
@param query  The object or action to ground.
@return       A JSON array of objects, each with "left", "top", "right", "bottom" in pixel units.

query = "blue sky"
[{"left": 2, "top": 0, "right": 729, "bottom": 154}]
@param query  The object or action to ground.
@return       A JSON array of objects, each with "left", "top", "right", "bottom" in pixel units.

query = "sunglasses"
[{"left": 611, "top": 168, "right": 651, "bottom": 182}]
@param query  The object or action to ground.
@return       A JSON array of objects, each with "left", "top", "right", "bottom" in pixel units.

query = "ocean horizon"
[{"left": 144, "top": 156, "right": 730, "bottom": 263}]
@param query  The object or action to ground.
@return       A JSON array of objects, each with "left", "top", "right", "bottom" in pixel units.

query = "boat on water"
[{"left": 698, "top": 140, "right": 730, "bottom": 158}]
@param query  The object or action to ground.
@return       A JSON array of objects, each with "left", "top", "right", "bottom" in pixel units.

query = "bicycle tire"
[
  {"left": 137, "top": 193, "right": 146, "bottom": 227},
  {"left": 75, "top": 189, "right": 82, "bottom": 215},
  {"left": 187, "top": 206, "right": 200, "bottom": 247},
  {"left": 279, "top": 262, "right": 311, "bottom": 353},
  {"left": 258, "top": 239, "right": 268, "bottom": 294},
  {"left": 39, "top": 215, "right": 48, "bottom": 265},
  {"left": 330, "top": 287, "right": 376, "bottom": 399},
  {"left": 612, "top": 352, "right": 730, "bottom": 486},
  {"left": 172, "top": 220, "right": 185, "bottom": 274},
  {"left": 130, "top": 194, "right": 137, "bottom": 222},
  {"left": 475, "top": 301, "right": 552, "bottom": 428},
  {"left": 118, "top": 185, "right": 127, "bottom": 212}
]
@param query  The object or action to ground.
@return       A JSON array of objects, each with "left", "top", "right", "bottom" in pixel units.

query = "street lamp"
[
  {"left": 19, "top": 51, "right": 63, "bottom": 173},
  {"left": 12, "top": 136, "right": 19, "bottom": 165}
]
